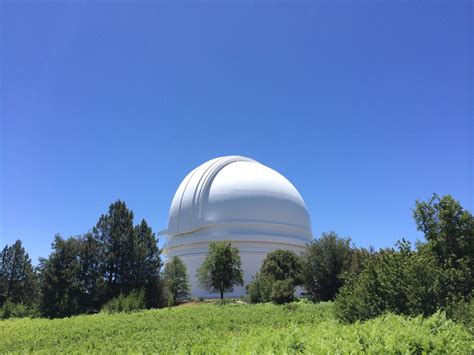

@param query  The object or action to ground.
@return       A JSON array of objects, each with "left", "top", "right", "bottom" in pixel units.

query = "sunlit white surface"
[{"left": 162, "top": 156, "right": 312, "bottom": 298}]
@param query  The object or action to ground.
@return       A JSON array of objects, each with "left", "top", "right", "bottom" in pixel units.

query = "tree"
[
  {"left": 334, "top": 195, "right": 474, "bottom": 323},
  {"left": 270, "top": 279, "right": 296, "bottom": 304},
  {"left": 76, "top": 232, "right": 104, "bottom": 311},
  {"left": 131, "top": 220, "right": 161, "bottom": 289},
  {"left": 131, "top": 219, "right": 162, "bottom": 307},
  {"left": 413, "top": 194, "right": 474, "bottom": 297},
  {"left": 163, "top": 256, "right": 190, "bottom": 305},
  {"left": 93, "top": 200, "right": 136, "bottom": 299},
  {"left": 92, "top": 201, "right": 162, "bottom": 305},
  {"left": 39, "top": 201, "right": 162, "bottom": 317},
  {"left": 301, "top": 232, "right": 354, "bottom": 301},
  {"left": 260, "top": 250, "right": 303, "bottom": 284},
  {"left": 246, "top": 272, "right": 272, "bottom": 303},
  {"left": 334, "top": 240, "right": 444, "bottom": 323},
  {"left": 197, "top": 241, "right": 243, "bottom": 299},
  {"left": 247, "top": 250, "right": 303, "bottom": 304},
  {"left": 261, "top": 249, "right": 303, "bottom": 303},
  {"left": 0, "top": 240, "right": 38, "bottom": 307},
  {"left": 39, "top": 234, "right": 103, "bottom": 318}
]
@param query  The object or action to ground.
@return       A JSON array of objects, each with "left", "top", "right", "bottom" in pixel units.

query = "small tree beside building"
[
  {"left": 197, "top": 241, "right": 243, "bottom": 299},
  {"left": 247, "top": 249, "right": 303, "bottom": 304},
  {"left": 163, "top": 256, "right": 190, "bottom": 305}
]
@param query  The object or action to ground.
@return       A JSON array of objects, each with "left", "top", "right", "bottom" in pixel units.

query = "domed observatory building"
[{"left": 161, "top": 156, "right": 312, "bottom": 298}]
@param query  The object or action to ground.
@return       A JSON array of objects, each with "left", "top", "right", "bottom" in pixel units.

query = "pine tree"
[
  {"left": 132, "top": 219, "right": 162, "bottom": 307},
  {"left": 93, "top": 200, "right": 135, "bottom": 298},
  {"left": 92, "top": 201, "right": 162, "bottom": 305},
  {"left": 0, "top": 240, "right": 38, "bottom": 307},
  {"left": 39, "top": 234, "right": 103, "bottom": 317}
]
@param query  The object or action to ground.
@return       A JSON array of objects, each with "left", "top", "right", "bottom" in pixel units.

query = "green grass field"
[{"left": 1, "top": 302, "right": 472, "bottom": 354}]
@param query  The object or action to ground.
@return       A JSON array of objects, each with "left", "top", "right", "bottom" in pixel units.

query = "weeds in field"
[{"left": 0, "top": 302, "right": 472, "bottom": 353}]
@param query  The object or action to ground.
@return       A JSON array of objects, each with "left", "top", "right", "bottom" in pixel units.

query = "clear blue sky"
[{"left": 1, "top": 2, "right": 472, "bottom": 264}]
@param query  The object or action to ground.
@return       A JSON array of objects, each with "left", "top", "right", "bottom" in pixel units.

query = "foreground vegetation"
[{"left": 1, "top": 302, "right": 472, "bottom": 353}]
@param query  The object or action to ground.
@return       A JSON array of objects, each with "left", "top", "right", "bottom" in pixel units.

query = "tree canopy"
[
  {"left": 197, "top": 241, "right": 243, "bottom": 299},
  {"left": 39, "top": 234, "right": 103, "bottom": 317},
  {"left": 39, "top": 200, "right": 162, "bottom": 317},
  {"left": 301, "top": 232, "right": 370, "bottom": 301},
  {"left": 247, "top": 249, "right": 303, "bottom": 304},
  {"left": 163, "top": 256, "right": 190, "bottom": 305},
  {"left": 334, "top": 194, "right": 474, "bottom": 323},
  {"left": 0, "top": 240, "right": 38, "bottom": 307}
]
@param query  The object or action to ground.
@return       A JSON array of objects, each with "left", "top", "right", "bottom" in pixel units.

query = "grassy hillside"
[{"left": 1, "top": 302, "right": 472, "bottom": 353}]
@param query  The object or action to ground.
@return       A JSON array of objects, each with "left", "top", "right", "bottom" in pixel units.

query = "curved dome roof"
[{"left": 166, "top": 156, "right": 312, "bottom": 237}]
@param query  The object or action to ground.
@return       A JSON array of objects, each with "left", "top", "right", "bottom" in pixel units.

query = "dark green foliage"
[
  {"left": 446, "top": 298, "right": 474, "bottom": 333},
  {"left": 101, "top": 289, "right": 145, "bottom": 313},
  {"left": 39, "top": 200, "right": 162, "bottom": 317},
  {"left": 39, "top": 234, "right": 103, "bottom": 318},
  {"left": 163, "top": 256, "right": 190, "bottom": 305},
  {"left": 413, "top": 194, "right": 474, "bottom": 265},
  {"left": 413, "top": 194, "right": 474, "bottom": 298},
  {"left": 270, "top": 279, "right": 296, "bottom": 304},
  {"left": 301, "top": 232, "right": 353, "bottom": 301},
  {"left": 1, "top": 299, "right": 39, "bottom": 319},
  {"left": 131, "top": 219, "right": 162, "bottom": 308},
  {"left": 334, "top": 241, "right": 443, "bottom": 322},
  {"left": 0, "top": 240, "right": 38, "bottom": 308},
  {"left": 93, "top": 200, "right": 137, "bottom": 298},
  {"left": 246, "top": 272, "right": 272, "bottom": 303},
  {"left": 247, "top": 250, "right": 303, "bottom": 304},
  {"left": 345, "top": 245, "right": 373, "bottom": 277},
  {"left": 261, "top": 250, "right": 303, "bottom": 284},
  {"left": 93, "top": 201, "right": 162, "bottom": 306},
  {"left": 335, "top": 194, "right": 474, "bottom": 323},
  {"left": 197, "top": 241, "right": 243, "bottom": 299}
]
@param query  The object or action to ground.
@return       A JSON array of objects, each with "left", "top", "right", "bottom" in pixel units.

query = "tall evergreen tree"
[
  {"left": 0, "top": 240, "right": 38, "bottom": 307},
  {"left": 131, "top": 219, "right": 162, "bottom": 307},
  {"left": 93, "top": 200, "right": 135, "bottom": 298},
  {"left": 92, "top": 201, "right": 162, "bottom": 306},
  {"left": 39, "top": 234, "right": 103, "bottom": 318}
]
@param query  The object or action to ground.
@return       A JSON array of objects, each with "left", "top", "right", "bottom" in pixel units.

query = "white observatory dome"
[{"left": 162, "top": 156, "right": 312, "bottom": 298}]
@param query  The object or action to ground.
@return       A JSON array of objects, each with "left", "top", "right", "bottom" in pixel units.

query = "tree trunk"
[{"left": 220, "top": 288, "right": 224, "bottom": 300}]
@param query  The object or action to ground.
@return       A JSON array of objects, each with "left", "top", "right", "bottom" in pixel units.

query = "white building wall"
[
  {"left": 161, "top": 156, "right": 313, "bottom": 298},
  {"left": 164, "top": 236, "right": 308, "bottom": 298}
]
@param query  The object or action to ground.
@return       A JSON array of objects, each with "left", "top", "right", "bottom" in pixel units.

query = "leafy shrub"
[
  {"left": 301, "top": 232, "right": 353, "bottom": 302},
  {"left": 446, "top": 297, "right": 474, "bottom": 333},
  {"left": 246, "top": 272, "right": 272, "bottom": 303},
  {"left": 101, "top": 290, "right": 145, "bottom": 313},
  {"left": 162, "top": 256, "right": 190, "bottom": 306},
  {"left": 271, "top": 279, "right": 296, "bottom": 304},
  {"left": 247, "top": 250, "right": 303, "bottom": 304},
  {"left": 334, "top": 242, "right": 444, "bottom": 322},
  {"left": 260, "top": 250, "right": 303, "bottom": 284},
  {"left": 1, "top": 300, "right": 39, "bottom": 319}
]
